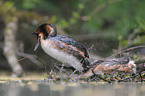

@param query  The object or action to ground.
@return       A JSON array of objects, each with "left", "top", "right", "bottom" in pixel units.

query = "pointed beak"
[
  {"left": 32, "top": 32, "right": 39, "bottom": 51},
  {"left": 34, "top": 37, "right": 40, "bottom": 51}
]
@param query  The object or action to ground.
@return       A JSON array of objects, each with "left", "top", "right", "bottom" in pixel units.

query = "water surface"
[{"left": 0, "top": 81, "right": 144, "bottom": 96}]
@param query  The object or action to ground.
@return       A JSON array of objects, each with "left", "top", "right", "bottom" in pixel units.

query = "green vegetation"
[
  {"left": 1, "top": 0, "right": 145, "bottom": 78},
  {"left": 2, "top": 0, "right": 145, "bottom": 48}
]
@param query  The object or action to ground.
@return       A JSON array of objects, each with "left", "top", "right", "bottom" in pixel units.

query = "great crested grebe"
[{"left": 33, "top": 23, "right": 90, "bottom": 71}]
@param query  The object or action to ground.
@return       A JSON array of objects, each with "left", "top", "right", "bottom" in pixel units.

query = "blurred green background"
[{"left": 0, "top": 0, "right": 145, "bottom": 76}]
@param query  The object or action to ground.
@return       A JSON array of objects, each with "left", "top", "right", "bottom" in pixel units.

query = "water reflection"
[{"left": 0, "top": 82, "right": 145, "bottom": 96}]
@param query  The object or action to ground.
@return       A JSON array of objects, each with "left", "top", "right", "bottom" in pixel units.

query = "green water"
[{"left": 0, "top": 82, "right": 145, "bottom": 96}]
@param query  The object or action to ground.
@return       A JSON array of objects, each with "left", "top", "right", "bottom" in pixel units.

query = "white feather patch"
[
  {"left": 41, "top": 39, "right": 83, "bottom": 71},
  {"left": 128, "top": 60, "right": 136, "bottom": 73}
]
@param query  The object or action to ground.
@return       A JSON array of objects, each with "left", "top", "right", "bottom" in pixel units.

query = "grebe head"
[{"left": 33, "top": 23, "right": 57, "bottom": 51}]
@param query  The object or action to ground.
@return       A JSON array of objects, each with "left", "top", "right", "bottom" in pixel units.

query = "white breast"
[{"left": 41, "top": 39, "right": 83, "bottom": 71}]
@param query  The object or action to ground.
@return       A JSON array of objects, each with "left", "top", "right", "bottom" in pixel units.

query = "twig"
[
  {"left": 121, "top": 46, "right": 145, "bottom": 53},
  {"left": 92, "top": 69, "right": 112, "bottom": 83},
  {"left": 111, "top": 46, "right": 145, "bottom": 57},
  {"left": 118, "top": 72, "right": 145, "bottom": 82},
  {"left": 17, "top": 52, "right": 41, "bottom": 66},
  {"left": 87, "top": 45, "right": 94, "bottom": 52}
]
